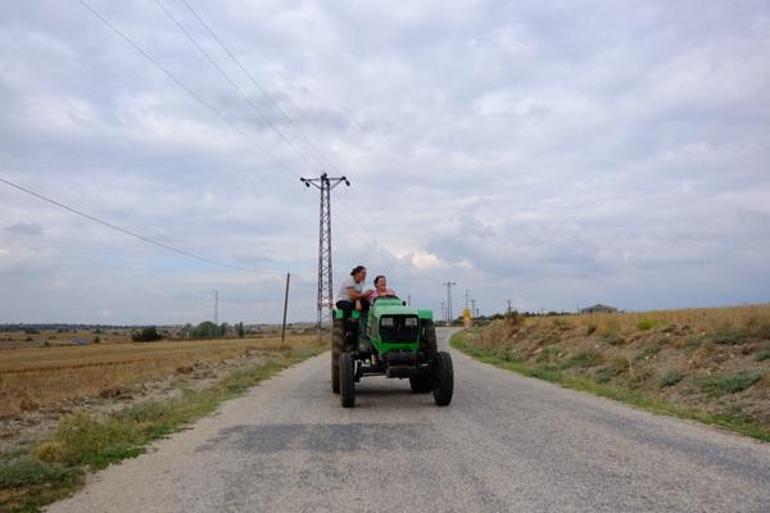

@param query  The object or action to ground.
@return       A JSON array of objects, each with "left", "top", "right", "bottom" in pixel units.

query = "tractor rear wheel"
[
  {"left": 409, "top": 374, "right": 433, "bottom": 393},
  {"left": 331, "top": 318, "right": 344, "bottom": 394},
  {"left": 340, "top": 352, "right": 355, "bottom": 408},
  {"left": 433, "top": 351, "right": 454, "bottom": 406}
]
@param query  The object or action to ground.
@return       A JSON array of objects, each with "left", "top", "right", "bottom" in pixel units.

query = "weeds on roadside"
[
  {"left": 755, "top": 347, "right": 770, "bottom": 362},
  {"left": 634, "top": 343, "right": 661, "bottom": 362},
  {"left": 561, "top": 350, "right": 604, "bottom": 369},
  {"left": 659, "top": 370, "right": 684, "bottom": 388},
  {"left": 602, "top": 333, "right": 625, "bottom": 346},
  {"left": 595, "top": 358, "right": 630, "bottom": 383},
  {"left": 709, "top": 324, "right": 746, "bottom": 345},
  {"left": 451, "top": 332, "right": 770, "bottom": 443},
  {"left": 697, "top": 371, "right": 763, "bottom": 396}
]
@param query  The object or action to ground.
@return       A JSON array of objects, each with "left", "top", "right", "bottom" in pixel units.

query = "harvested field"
[{"left": 0, "top": 335, "right": 316, "bottom": 418}]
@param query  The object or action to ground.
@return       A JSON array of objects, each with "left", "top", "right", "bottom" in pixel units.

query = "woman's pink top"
[{"left": 367, "top": 288, "right": 396, "bottom": 303}]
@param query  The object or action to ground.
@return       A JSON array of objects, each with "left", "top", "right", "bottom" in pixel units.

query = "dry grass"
[
  {"left": 526, "top": 303, "right": 770, "bottom": 338},
  {"left": 0, "top": 335, "right": 316, "bottom": 417},
  {"left": 458, "top": 303, "right": 770, "bottom": 440}
]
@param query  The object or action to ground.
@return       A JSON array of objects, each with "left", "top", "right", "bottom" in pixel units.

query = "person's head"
[
  {"left": 350, "top": 265, "right": 367, "bottom": 283},
  {"left": 373, "top": 275, "right": 387, "bottom": 291}
]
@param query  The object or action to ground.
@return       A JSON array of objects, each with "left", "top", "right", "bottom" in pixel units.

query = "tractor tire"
[
  {"left": 340, "top": 352, "right": 355, "bottom": 408},
  {"left": 409, "top": 374, "right": 433, "bottom": 393},
  {"left": 331, "top": 318, "right": 344, "bottom": 394},
  {"left": 432, "top": 351, "right": 454, "bottom": 406},
  {"left": 421, "top": 320, "right": 438, "bottom": 358}
]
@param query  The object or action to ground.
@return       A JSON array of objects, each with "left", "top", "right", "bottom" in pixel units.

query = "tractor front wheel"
[
  {"left": 340, "top": 352, "right": 355, "bottom": 408},
  {"left": 432, "top": 351, "right": 454, "bottom": 406}
]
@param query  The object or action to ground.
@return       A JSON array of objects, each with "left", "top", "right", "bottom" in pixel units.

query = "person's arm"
[{"left": 347, "top": 287, "right": 368, "bottom": 301}]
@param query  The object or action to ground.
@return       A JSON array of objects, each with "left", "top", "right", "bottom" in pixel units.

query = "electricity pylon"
[
  {"left": 443, "top": 281, "right": 457, "bottom": 323},
  {"left": 301, "top": 172, "right": 350, "bottom": 339}
]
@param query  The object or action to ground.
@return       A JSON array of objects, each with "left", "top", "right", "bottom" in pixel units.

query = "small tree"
[
  {"left": 191, "top": 321, "right": 219, "bottom": 339},
  {"left": 132, "top": 326, "right": 162, "bottom": 342}
]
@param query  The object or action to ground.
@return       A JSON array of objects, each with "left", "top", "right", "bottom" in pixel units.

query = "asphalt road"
[{"left": 48, "top": 328, "right": 770, "bottom": 513}]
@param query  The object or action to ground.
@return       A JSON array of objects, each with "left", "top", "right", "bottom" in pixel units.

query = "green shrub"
[
  {"left": 0, "top": 456, "right": 76, "bottom": 488},
  {"left": 698, "top": 371, "right": 762, "bottom": 396},
  {"left": 637, "top": 319, "right": 659, "bottom": 331},
  {"left": 709, "top": 324, "right": 746, "bottom": 345},
  {"left": 500, "top": 348, "right": 523, "bottom": 363},
  {"left": 52, "top": 413, "right": 144, "bottom": 468},
  {"left": 603, "top": 333, "right": 625, "bottom": 346},
  {"left": 634, "top": 343, "right": 661, "bottom": 361},
  {"left": 535, "top": 345, "right": 562, "bottom": 364},
  {"left": 131, "top": 326, "right": 162, "bottom": 343},
  {"left": 683, "top": 336, "right": 704, "bottom": 355},
  {"left": 659, "top": 370, "right": 684, "bottom": 388},
  {"left": 628, "top": 369, "right": 655, "bottom": 389},
  {"left": 561, "top": 350, "right": 604, "bottom": 369},
  {"left": 755, "top": 348, "right": 770, "bottom": 362},
  {"left": 595, "top": 358, "right": 630, "bottom": 383}
]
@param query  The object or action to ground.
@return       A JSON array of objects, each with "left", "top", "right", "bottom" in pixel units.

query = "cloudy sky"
[{"left": 1, "top": 0, "right": 768, "bottom": 324}]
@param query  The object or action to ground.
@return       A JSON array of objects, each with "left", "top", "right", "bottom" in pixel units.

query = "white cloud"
[{"left": 0, "top": 0, "right": 768, "bottom": 323}]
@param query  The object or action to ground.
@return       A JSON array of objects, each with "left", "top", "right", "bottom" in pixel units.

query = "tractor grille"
[{"left": 379, "top": 315, "right": 420, "bottom": 343}]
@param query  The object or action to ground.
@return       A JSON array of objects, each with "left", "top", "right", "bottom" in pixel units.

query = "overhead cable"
[
  {"left": 77, "top": 0, "right": 300, "bottom": 181},
  {"left": 0, "top": 175, "right": 266, "bottom": 274}
]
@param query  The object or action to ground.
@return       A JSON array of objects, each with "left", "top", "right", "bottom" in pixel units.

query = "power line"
[
  {"left": 178, "top": 0, "right": 343, "bottom": 174},
  {"left": 154, "top": 0, "right": 320, "bottom": 173},
  {"left": 153, "top": 1, "right": 386, "bottom": 270},
  {"left": 156, "top": 1, "right": 385, "bottom": 253},
  {"left": 77, "top": 0, "right": 300, "bottom": 182},
  {"left": 0, "top": 175, "right": 264, "bottom": 273}
]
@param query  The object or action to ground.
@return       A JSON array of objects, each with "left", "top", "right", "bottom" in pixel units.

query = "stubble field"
[{"left": 0, "top": 335, "right": 317, "bottom": 418}]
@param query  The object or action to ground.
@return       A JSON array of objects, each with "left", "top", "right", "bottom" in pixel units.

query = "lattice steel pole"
[
  {"left": 301, "top": 172, "right": 350, "bottom": 339},
  {"left": 443, "top": 281, "right": 457, "bottom": 324}
]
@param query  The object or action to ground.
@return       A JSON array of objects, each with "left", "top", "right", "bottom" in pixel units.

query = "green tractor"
[{"left": 331, "top": 297, "right": 454, "bottom": 408}]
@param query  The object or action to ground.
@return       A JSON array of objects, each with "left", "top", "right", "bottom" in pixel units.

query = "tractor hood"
[{"left": 370, "top": 297, "right": 433, "bottom": 320}]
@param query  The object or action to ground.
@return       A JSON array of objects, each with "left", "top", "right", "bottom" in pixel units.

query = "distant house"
[{"left": 580, "top": 304, "right": 618, "bottom": 314}]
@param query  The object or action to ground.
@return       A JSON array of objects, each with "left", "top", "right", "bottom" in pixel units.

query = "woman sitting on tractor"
[{"left": 367, "top": 275, "right": 396, "bottom": 304}]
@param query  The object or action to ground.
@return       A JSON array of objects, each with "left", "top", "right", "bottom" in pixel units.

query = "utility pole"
[
  {"left": 465, "top": 288, "right": 470, "bottom": 310},
  {"left": 301, "top": 172, "right": 350, "bottom": 339},
  {"left": 443, "top": 282, "right": 457, "bottom": 324},
  {"left": 281, "top": 272, "right": 291, "bottom": 345},
  {"left": 506, "top": 299, "right": 512, "bottom": 315},
  {"left": 440, "top": 302, "right": 445, "bottom": 324},
  {"left": 407, "top": 294, "right": 412, "bottom": 306},
  {"left": 214, "top": 290, "right": 219, "bottom": 324}
]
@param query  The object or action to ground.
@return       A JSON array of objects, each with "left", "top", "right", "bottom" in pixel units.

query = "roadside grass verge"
[
  {"left": 0, "top": 343, "right": 324, "bottom": 513},
  {"left": 450, "top": 331, "right": 770, "bottom": 443}
]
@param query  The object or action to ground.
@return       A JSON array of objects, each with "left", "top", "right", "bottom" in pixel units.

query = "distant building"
[{"left": 580, "top": 304, "right": 618, "bottom": 314}]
